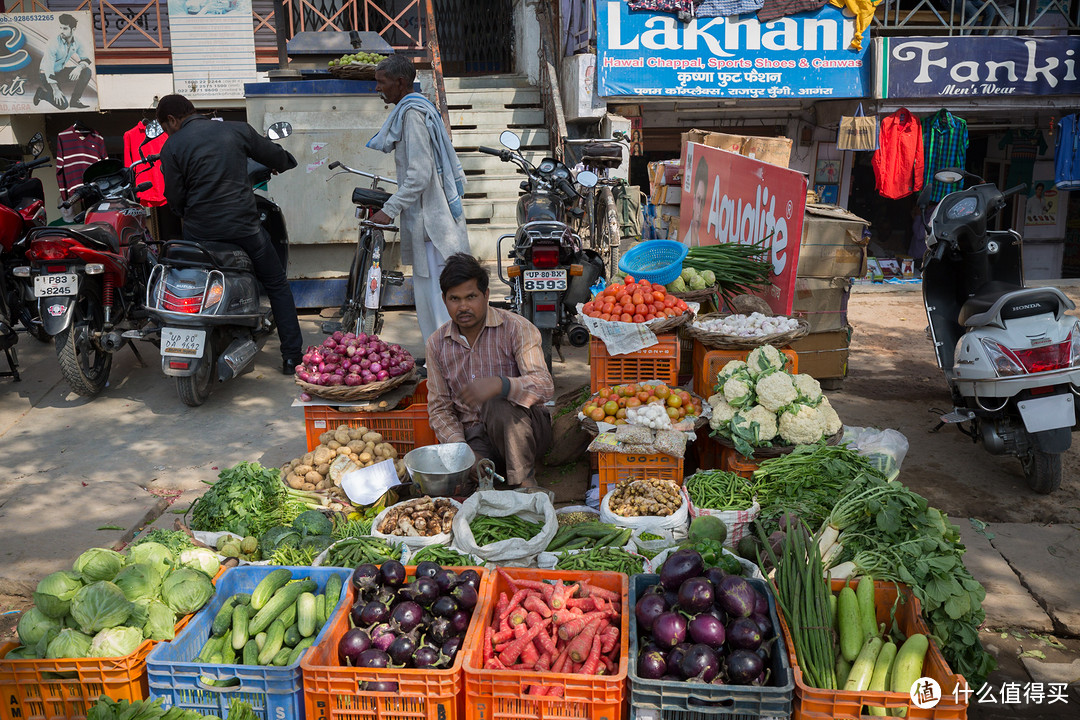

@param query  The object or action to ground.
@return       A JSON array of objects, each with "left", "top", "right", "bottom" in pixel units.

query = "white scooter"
[{"left": 923, "top": 169, "right": 1080, "bottom": 494}]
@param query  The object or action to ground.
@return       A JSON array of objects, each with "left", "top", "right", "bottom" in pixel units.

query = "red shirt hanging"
[
  {"left": 872, "top": 109, "right": 924, "bottom": 200},
  {"left": 123, "top": 120, "right": 168, "bottom": 207}
]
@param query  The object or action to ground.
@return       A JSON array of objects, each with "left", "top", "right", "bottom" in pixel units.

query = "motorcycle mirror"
[
  {"left": 144, "top": 119, "right": 164, "bottom": 140},
  {"left": 576, "top": 170, "right": 599, "bottom": 188},
  {"left": 499, "top": 130, "right": 521, "bottom": 151},
  {"left": 266, "top": 121, "right": 293, "bottom": 141},
  {"left": 935, "top": 169, "right": 964, "bottom": 184},
  {"left": 26, "top": 132, "right": 44, "bottom": 158}
]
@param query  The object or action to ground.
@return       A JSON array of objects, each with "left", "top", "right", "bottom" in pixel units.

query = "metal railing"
[
  {"left": 538, "top": 1, "right": 568, "bottom": 163},
  {"left": 872, "top": 0, "right": 1078, "bottom": 34}
]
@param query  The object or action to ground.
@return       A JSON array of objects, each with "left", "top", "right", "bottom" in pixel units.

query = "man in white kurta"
[{"left": 368, "top": 55, "right": 471, "bottom": 341}]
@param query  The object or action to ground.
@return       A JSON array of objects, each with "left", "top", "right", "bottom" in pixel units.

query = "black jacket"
[{"left": 160, "top": 115, "right": 297, "bottom": 241}]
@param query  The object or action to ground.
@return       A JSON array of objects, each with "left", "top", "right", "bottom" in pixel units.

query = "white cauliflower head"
[
  {"left": 746, "top": 345, "right": 787, "bottom": 379},
  {"left": 778, "top": 404, "right": 826, "bottom": 446},
  {"left": 743, "top": 404, "right": 779, "bottom": 443},
  {"left": 722, "top": 377, "right": 754, "bottom": 409},
  {"left": 716, "top": 360, "right": 749, "bottom": 391},
  {"left": 755, "top": 371, "right": 797, "bottom": 413},
  {"left": 818, "top": 396, "right": 842, "bottom": 436},
  {"left": 709, "top": 396, "right": 737, "bottom": 432},
  {"left": 792, "top": 374, "right": 823, "bottom": 405}
]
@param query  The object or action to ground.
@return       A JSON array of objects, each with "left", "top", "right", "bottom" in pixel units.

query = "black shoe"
[
  {"left": 283, "top": 357, "right": 300, "bottom": 375},
  {"left": 32, "top": 87, "right": 44, "bottom": 106},
  {"left": 70, "top": 99, "right": 88, "bottom": 109}
]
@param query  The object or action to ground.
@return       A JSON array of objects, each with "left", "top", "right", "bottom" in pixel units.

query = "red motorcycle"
[{"left": 18, "top": 155, "right": 159, "bottom": 396}]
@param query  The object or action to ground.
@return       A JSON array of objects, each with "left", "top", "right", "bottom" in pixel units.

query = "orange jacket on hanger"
[{"left": 872, "top": 108, "right": 924, "bottom": 200}]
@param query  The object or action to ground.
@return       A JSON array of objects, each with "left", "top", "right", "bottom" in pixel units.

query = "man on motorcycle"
[
  {"left": 156, "top": 94, "right": 304, "bottom": 374},
  {"left": 366, "top": 54, "right": 470, "bottom": 341},
  {"left": 425, "top": 253, "right": 554, "bottom": 488}
]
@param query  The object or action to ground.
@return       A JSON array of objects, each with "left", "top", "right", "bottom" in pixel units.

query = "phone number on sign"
[{"left": 0, "top": 14, "right": 55, "bottom": 23}]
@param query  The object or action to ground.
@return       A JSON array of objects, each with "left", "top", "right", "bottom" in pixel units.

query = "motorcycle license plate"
[
  {"left": 33, "top": 273, "right": 78, "bottom": 297},
  {"left": 1018, "top": 394, "right": 1075, "bottom": 433},
  {"left": 523, "top": 269, "right": 567, "bottom": 292},
  {"left": 161, "top": 328, "right": 206, "bottom": 359}
]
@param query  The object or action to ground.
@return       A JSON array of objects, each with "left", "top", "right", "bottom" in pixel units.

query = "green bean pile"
[
  {"left": 555, "top": 547, "right": 645, "bottom": 575},
  {"left": 469, "top": 516, "right": 543, "bottom": 546},
  {"left": 683, "top": 242, "right": 773, "bottom": 305},
  {"left": 324, "top": 537, "right": 401, "bottom": 567},
  {"left": 410, "top": 544, "right": 479, "bottom": 566},
  {"left": 684, "top": 470, "right": 756, "bottom": 511}
]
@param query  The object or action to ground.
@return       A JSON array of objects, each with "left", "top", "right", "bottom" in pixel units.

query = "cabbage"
[
  {"left": 45, "top": 628, "right": 93, "bottom": 659},
  {"left": 4, "top": 646, "right": 38, "bottom": 660},
  {"left": 88, "top": 626, "right": 143, "bottom": 658},
  {"left": 70, "top": 581, "right": 132, "bottom": 633},
  {"left": 142, "top": 600, "right": 177, "bottom": 640},
  {"left": 160, "top": 568, "right": 214, "bottom": 616},
  {"left": 113, "top": 563, "right": 163, "bottom": 602},
  {"left": 33, "top": 571, "right": 83, "bottom": 619},
  {"left": 34, "top": 627, "right": 60, "bottom": 658},
  {"left": 126, "top": 598, "right": 151, "bottom": 628},
  {"left": 179, "top": 548, "right": 220, "bottom": 579},
  {"left": 17, "top": 607, "right": 61, "bottom": 647},
  {"left": 126, "top": 542, "right": 174, "bottom": 575},
  {"left": 73, "top": 548, "right": 125, "bottom": 582}
]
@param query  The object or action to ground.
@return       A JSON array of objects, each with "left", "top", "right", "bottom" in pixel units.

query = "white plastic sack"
[
  {"left": 682, "top": 487, "right": 761, "bottom": 550},
  {"left": 537, "top": 546, "right": 648, "bottom": 571},
  {"left": 312, "top": 537, "right": 407, "bottom": 568},
  {"left": 599, "top": 486, "right": 689, "bottom": 540},
  {"left": 629, "top": 527, "right": 678, "bottom": 560},
  {"left": 451, "top": 490, "right": 558, "bottom": 567},
  {"left": 647, "top": 545, "right": 763, "bottom": 580},
  {"left": 191, "top": 531, "right": 270, "bottom": 566},
  {"left": 371, "top": 497, "right": 462, "bottom": 550}
]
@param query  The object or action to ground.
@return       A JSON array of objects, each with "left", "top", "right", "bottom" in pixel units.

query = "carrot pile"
[{"left": 481, "top": 570, "right": 623, "bottom": 696}]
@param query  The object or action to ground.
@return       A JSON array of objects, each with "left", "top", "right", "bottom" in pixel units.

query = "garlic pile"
[
  {"left": 695, "top": 312, "right": 799, "bottom": 338},
  {"left": 626, "top": 402, "right": 673, "bottom": 430}
]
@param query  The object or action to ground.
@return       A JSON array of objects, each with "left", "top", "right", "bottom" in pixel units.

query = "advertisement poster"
[
  {"left": 1024, "top": 180, "right": 1059, "bottom": 227},
  {"left": 680, "top": 142, "right": 807, "bottom": 314},
  {"left": 0, "top": 12, "right": 98, "bottom": 114},
  {"left": 167, "top": 0, "right": 257, "bottom": 99},
  {"left": 595, "top": 1, "right": 869, "bottom": 99}
]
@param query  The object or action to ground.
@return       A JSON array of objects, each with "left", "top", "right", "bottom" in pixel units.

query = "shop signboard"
[
  {"left": 680, "top": 142, "right": 807, "bottom": 314},
  {"left": 0, "top": 12, "right": 98, "bottom": 114},
  {"left": 875, "top": 36, "right": 1080, "bottom": 98},
  {"left": 595, "top": 1, "right": 869, "bottom": 99},
  {"left": 167, "top": 0, "right": 258, "bottom": 99}
]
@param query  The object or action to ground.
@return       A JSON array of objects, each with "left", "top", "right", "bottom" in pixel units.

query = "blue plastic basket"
[
  {"left": 619, "top": 240, "right": 689, "bottom": 285},
  {"left": 146, "top": 565, "right": 351, "bottom": 720},
  {"left": 628, "top": 573, "right": 794, "bottom": 720}
]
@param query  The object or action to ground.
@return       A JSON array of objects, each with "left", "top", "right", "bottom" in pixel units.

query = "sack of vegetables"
[
  {"left": 451, "top": 491, "right": 558, "bottom": 566},
  {"left": 371, "top": 496, "right": 462, "bottom": 550},
  {"left": 598, "top": 477, "right": 690, "bottom": 540}
]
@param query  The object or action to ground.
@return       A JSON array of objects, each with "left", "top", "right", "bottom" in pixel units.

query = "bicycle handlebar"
[
  {"left": 361, "top": 220, "right": 398, "bottom": 232},
  {"left": 327, "top": 160, "right": 398, "bottom": 185}
]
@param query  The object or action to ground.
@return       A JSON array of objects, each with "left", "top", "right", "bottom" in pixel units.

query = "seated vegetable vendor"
[{"left": 425, "top": 253, "right": 554, "bottom": 488}]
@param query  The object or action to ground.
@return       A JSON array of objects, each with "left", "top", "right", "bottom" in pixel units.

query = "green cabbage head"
[
  {"left": 88, "top": 626, "right": 143, "bottom": 658},
  {"left": 113, "top": 563, "right": 163, "bottom": 602},
  {"left": 46, "top": 628, "right": 94, "bottom": 659},
  {"left": 33, "top": 571, "right": 84, "bottom": 619},
  {"left": 160, "top": 568, "right": 214, "bottom": 616},
  {"left": 74, "top": 548, "right": 125, "bottom": 583},
  {"left": 17, "top": 607, "right": 62, "bottom": 647},
  {"left": 126, "top": 542, "right": 174, "bottom": 576},
  {"left": 142, "top": 600, "right": 177, "bottom": 640},
  {"left": 179, "top": 548, "right": 220, "bottom": 579},
  {"left": 70, "top": 581, "right": 132, "bottom": 633}
]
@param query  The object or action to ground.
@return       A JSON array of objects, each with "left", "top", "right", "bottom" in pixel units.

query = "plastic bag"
[
  {"left": 599, "top": 484, "right": 690, "bottom": 540},
  {"left": 647, "top": 545, "right": 763, "bottom": 580},
  {"left": 683, "top": 486, "right": 760, "bottom": 549},
  {"left": 451, "top": 490, "right": 558, "bottom": 566},
  {"left": 191, "top": 531, "right": 269, "bottom": 566},
  {"left": 629, "top": 527, "right": 677, "bottom": 559},
  {"left": 313, "top": 538, "right": 407, "bottom": 567},
  {"left": 653, "top": 429, "right": 688, "bottom": 459},
  {"left": 841, "top": 426, "right": 909, "bottom": 480},
  {"left": 627, "top": 403, "right": 672, "bottom": 431},
  {"left": 370, "top": 497, "right": 462, "bottom": 550},
  {"left": 615, "top": 424, "right": 654, "bottom": 445}
]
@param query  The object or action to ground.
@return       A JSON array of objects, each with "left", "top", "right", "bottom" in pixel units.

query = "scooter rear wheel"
[
  {"left": 1021, "top": 449, "right": 1062, "bottom": 494},
  {"left": 55, "top": 281, "right": 111, "bottom": 397},
  {"left": 176, "top": 356, "right": 214, "bottom": 407}
]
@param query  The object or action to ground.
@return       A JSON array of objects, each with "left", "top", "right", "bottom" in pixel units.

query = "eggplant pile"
[
  {"left": 337, "top": 560, "right": 480, "bottom": 683},
  {"left": 635, "top": 548, "right": 776, "bottom": 687}
]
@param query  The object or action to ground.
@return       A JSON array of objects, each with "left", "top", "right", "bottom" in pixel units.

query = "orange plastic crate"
[
  {"left": 720, "top": 445, "right": 760, "bottom": 480},
  {"left": 779, "top": 579, "right": 966, "bottom": 720},
  {"left": 464, "top": 567, "right": 629, "bottom": 720},
  {"left": 304, "top": 403, "right": 437, "bottom": 453},
  {"left": 692, "top": 430, "right": 724, "bottom": 471},
  {"left": 597, "top": 451, "right": 683, "bottom": 498},
  {"left": 691, "top": 341, "right": 799, "bottom": 400},
  {"left": 302, "top": 566, "right": 491, "bottom": 720},
  {"left": 677, "top": 331, "right": 694, "bottom": 387},
  {"left": 589, "top": 334, "right": 680, "bottom": 392}
]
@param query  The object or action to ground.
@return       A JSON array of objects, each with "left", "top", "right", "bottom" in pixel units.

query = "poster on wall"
[
  {"left": 595, "top": 1, "right": 869, "bottom": 99},
  {"left": 680, "top": 142, "right": 807, "bottom": 314},
  {"left": 1024, "top": 180, "right": 1059, "bottom": 228},
  {"left": 167, "top": 0, "right": 257, "bottom": 99},
  {"left": 0, "top": 12, "right": 98, "bottom": 114}
]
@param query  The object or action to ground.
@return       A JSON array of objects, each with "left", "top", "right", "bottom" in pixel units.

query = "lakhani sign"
[
  {"left": 596, "top": 1, "right": 869, "bottom": 99},
  {"left": 875, "top": 36, "right": 1080, "bottom": 98}
]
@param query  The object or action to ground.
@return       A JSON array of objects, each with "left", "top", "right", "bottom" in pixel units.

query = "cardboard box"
[
  {"left": 791, "top": 277, "right": 852, "bottom": 333},
  {"left": 788, "top": 326, "right": 852, "bottom": 379},
  {"left": 797, "top": 204, "right": 870, "bottom": 279},
  {"left": 648, "top": 160, "right": 682, "bottom": 187},
  {"left": 650, "top": 184, "right": 683, "bottom": 206},
  {"left": 681, "top": 128, "right": 792, "bottom": 169}
]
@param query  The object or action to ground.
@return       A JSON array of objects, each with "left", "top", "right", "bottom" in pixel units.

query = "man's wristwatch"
[{"left": 500, "top": 376, "right": 510, "bottom": 398}]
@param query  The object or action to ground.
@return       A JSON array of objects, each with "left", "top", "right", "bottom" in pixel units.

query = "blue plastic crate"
[
  {"left": 146, "top": 565, "right": 352, "bottom": 720},
  {"left": 628, "top": 573, "right": 794, "bottom": 720},
  {"left": 619, "top": 240, "right": 689, "bottom": 285}
]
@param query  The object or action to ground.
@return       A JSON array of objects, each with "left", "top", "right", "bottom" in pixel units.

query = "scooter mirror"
[
  {"left": 499, "top": 130, "right": 521, "bottom": 151},
  {"left": 26, "top": 132, "right": 44, "bottom": 158},
  {"left": 935, "top": 170, "right": 964, "bottom": 184},
  {"left": 576, "top": 170, "right": 599, "bottom": 188},
  {"left": 267, "top": 122, "right": 293, "bottom": 141},
  {"left": 144, "top": 119, "right": 164, "bottom": 140}
]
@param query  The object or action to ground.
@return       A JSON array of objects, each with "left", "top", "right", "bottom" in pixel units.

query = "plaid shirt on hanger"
[{"left": 922, "top": 110, "right": 969, "bottom": 203}]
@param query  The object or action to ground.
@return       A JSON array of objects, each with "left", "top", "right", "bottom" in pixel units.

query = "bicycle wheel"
[
  {"left": 342, "top": 229, "right": 375, "bottom": 334},
  {"left": 599, "top": 186, "right": 622, "bottom": 279}
]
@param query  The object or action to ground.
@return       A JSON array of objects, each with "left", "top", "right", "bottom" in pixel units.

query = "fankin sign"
[
  {"left": 0, "top": 12, "right": 98, "bottom": 114},
  {"left": 679, "top": 143, "right": 807, "bottom": 314}
]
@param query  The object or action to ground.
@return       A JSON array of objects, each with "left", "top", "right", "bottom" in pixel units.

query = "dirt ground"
[{"left": 831, "top": 288, "right": 1080, "bottom": 524}]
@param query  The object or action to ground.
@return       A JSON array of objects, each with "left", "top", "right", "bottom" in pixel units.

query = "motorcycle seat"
[
  {"left": 352, "top": 187, "right": 392, "bottom": 209},
  {"left": 581, "top": 142, "right": 623, "bottom": 169},
  {"left": 70, "top": 222, "right": 120, "bottom": 253},
  {"left": 163, "top": 240, "right": 254, "bottom": 272},
  {"left": 959, "top": 282, "right": 1069, "bottom": 327}
]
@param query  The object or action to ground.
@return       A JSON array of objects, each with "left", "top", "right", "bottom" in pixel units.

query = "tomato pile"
[
  {"left": 582, "top": 276, "right": 690, "bottom": 323},
  {"left": 582, "top": 383, "right": 703, "bottom": 425}
]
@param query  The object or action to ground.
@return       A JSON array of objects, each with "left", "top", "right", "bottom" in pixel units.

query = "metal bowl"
[{"left": 403, "top": 443, "right": 475, "bottom": 497}]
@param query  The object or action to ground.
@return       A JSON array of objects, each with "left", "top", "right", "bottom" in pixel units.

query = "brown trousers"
[{"left": 464, "top": 398, "right": 552, "bottom": 486}]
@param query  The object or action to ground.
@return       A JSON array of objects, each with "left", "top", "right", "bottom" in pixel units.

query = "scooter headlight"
[{"left": 979, "top": 338, "right": 1025, "bottom": 377}]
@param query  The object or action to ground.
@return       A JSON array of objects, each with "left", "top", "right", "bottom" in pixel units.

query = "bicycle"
[
  {"left": 564, "top": 132, "right": 631, "bottom": 280},
  {"left": 325, "top": 161, "right": 404, "bottom": 337}
]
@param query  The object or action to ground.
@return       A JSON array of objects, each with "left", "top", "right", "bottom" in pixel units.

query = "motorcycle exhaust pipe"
[
  {"left": 218, "top": 339, "right": 258, "bottom": 382},
  {"left": 566, "top": 322, "right": 590, "bottom": 348},
  {"left": 100, "top": 332, "right": 126, "bottom": 352}
]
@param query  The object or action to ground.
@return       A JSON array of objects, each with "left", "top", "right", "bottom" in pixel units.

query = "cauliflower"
[
  {"left": 792, "top": 373, "right": 823, "bottom": 405},
  {"left": 709, "top": 396, "right": 737, "bottom": 430},
  {"left": 746, "top": 345, "right": 787, "bottom": 378},
  {"left": 755, "top": 371, "right": 797, "bottom": 413},
  {"left": 778, "top": 404, "right": 826, "bottom": 446},
  {"left": 743, "top": 404, "right": 778, "bottom": 443},
  {"left": 716, "top": 360, "right": 749, "bottom": 389},
  {"left": 818, "top": 396, "right": 842, "bottom": 436},
  {"left": 722, "top": 377, "right": 754, "bottom": 409}
]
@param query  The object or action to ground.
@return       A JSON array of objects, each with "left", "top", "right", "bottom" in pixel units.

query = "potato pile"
[
  {"left": 281, "top": 423, "right": 407, "bottom": 495},
  {"left": 608, "top": 477, "right": 683, "bottom": 517},
  {"left": 377, "top": 496, "right": 458, "bottom": 537}
]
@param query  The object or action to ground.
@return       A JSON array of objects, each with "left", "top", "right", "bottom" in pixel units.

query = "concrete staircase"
[{"left": 445, "top": 74, "right": 552, "bottom": 260}]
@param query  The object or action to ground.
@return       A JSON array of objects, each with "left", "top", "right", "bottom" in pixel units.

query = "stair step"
[
  {"left": 443, "top": 88, "right": 542, "bottom": 107},
  {"left": 463, "top": 200, "right": 519, "bottom": 221},
  {"left": 465, "top": 224, "right": 519, "bottom": 260},
  {"left": 449, "top": 108, "right": 546, "bottom": 128},
  {"left": 458, "top": 152, "right": 547, "bottom": 172},
  {"left": 453, "top": 127, "right": 549, "bottom": 148},
  {"left": 443, "top": 74, "right": 534, "bottom": 89},
  {"left": 463, "top": 175, "right": 533, "bottom": 194}
]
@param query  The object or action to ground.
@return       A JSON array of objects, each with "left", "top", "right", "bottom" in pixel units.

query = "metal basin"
[{"left": 404, "top": 443, "right": 475, "bottom": 497}]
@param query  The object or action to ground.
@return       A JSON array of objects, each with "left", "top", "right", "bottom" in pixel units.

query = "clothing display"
[
  {"left": 55, "top": 123, "right": 106, "bottom": 201},
  {"left": 628, "top": 0, "right": 693, "bottom": 19},
  {"left": 757, "top": 0, "right": 826, "bottom": 21},
  {"left": 123, "top": 120, "right": 168, "bottom": 207},
  {"left": 697, "top": 0, "right": 763, "bottom": 17},
  {"left": 828, "top": 0, "right": 878, "bottom": 51},
  {"left": 1055, "top": 114, "right": 1080, "bottom": 191},
  {"left": 922, "top": 109, "right": 969, "bottom": 203},
  {"left": 998, "top": 129, "right": 1047, "bottom": 190},
  {"left": 872, "top": 108, "right": 924, "bottom": 199}
]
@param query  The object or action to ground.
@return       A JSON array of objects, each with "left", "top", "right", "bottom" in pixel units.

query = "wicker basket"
[
  {"left": 645, "top": 308, "right": 694, "bottom": 334},
  {"left": 671, "top": 284, "right": 720, "bottom": 304},
  {"left": 328, "top": 63, "right": 378, "bottom": 80},
  {"left": 295, "top": 367, "right": 417, "bottom": 401},
  {"left": 683, "top": 312, "right": 809, "bottom": 350},
  {"left": 712, "top": 429, "right": 843, "bottom": 459}
]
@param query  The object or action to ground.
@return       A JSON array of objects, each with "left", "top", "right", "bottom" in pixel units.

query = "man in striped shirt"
[{"left": 426, "top": 254, "right": 554, "bottom": 488}]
